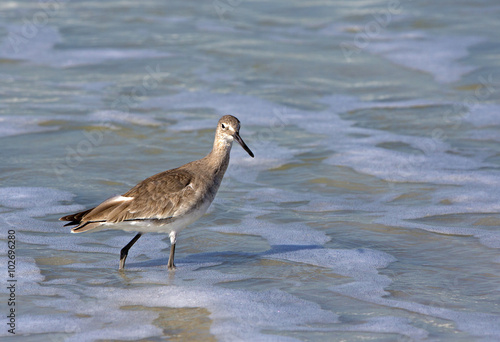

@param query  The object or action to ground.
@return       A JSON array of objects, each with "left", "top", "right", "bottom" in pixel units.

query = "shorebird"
[{"left": 60, "top": 115, "right": 254, "bottom": 270}]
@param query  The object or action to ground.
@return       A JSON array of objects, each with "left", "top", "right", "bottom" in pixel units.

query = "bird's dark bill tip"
[{"left": 235, "top": 132, "right": 254, "bottom": 158}]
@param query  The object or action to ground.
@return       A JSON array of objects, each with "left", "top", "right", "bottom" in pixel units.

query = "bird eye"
[{"left": 221, "top": 123, "right": 226, "bottom": 129}]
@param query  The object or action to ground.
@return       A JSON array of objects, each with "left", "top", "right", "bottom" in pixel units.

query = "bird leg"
[
  {"left": 119, "top": 233, "right": 142, "bottom": 270},
  {"left": 168, "top": 243, "right": 176, "bottom": 270},
  {"left": 168, "top": 231, "right": 177, "bottom": 270}
]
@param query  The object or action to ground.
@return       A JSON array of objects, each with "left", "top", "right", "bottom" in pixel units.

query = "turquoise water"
[{"left": 1, "top": 0, "right": 500, "bottom": 341}]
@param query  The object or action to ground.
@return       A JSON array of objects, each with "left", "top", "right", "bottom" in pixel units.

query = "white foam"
[
  {"left": 0, "top": 187, "right": 338, "bottom": 341},
  {"left": 87, "top": 110, "right": 163, "bottom": 127},
  {"left": 50, "top": 49, "right": 170, "bottom": 68},
  {"left": 0, "top": 115, "right": 59, "bottom": 138},
  {"left": 0, "top": 25, "right": 170, "bottom": 67},
  {"left": 0, "top": 25, "right": 60, "bottom": 59},
  {"left": 195, "top": 18, "right": 247, "bottom": 34},
  {"left": 0, "top": 107, "right": 164, "bottom": 138},
  {"left": 224, "top": 141, "right": 295, "bottom": 186},
  {"left": 142, "top": 91, "right": 295, "bottom": 128},
  {"left": 269, "top": 247, "right": 500, "bottom": 339},
  {"left": 465, "top": 103, "right": 500, "bottom": 129},
  {"left": 210, "top": 218, "right": 330, "bottom": 246},
  {"left": 333, "top": 283, "right": 500, "bottom": 339},
  {"left": 328, "top": 144, "right": 490, "bottom": 184},
  {"left": 0, "top": 1, "right": 21, "bottom": 10},
  {"left": 0, "top": 187, "right": 75, "bottom": 209},
  {"left": 338, "top": 316, "right": 428, "bottom": 340},
  {"left": 273, "top": 93, "right": 500, "bottom": 252},
  {"left": 17, "top": 309, "right": 160, "bottom": 342},
  {"left": 272, "top": 248, "right": 395, "bottom": 300},
  {"left": 367, "top": 32, "right": 481, "bottom": 83},
  {"left": 267, "top": 248, "right": 432, "bottom": 340},
  {"left": 74, "top": 275, "right": 338, "bottom": 342}
]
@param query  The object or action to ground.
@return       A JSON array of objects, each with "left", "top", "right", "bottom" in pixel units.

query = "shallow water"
[{"left": 1, "top": 0, "right": 500, "bottom": 341}]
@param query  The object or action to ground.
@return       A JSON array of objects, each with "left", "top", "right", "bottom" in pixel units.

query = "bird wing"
[{"left": 60, "top": 168, "right": 195, "bottom": 233}]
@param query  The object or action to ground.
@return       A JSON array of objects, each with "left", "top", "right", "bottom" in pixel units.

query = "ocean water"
[{"left": 1, "top": 0, "right": 500, "bottom": 341}]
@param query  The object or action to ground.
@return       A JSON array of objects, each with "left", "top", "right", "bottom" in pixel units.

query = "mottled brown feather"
[
  {"left": 60, "top": 114, "right": 253, "bottom": 237},
  {"left": 62, "top": 168, "right": 196, "bottom": 232},
  {"left": 71, "top": 222, "right": 103, "bottom": 233},
  {"left": 60, "top": 208, "right": 94, "bottom": 224}
]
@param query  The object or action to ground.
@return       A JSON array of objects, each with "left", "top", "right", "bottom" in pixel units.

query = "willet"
[{"left": 60, "top": 115, "right": 254, "bottom": 270}]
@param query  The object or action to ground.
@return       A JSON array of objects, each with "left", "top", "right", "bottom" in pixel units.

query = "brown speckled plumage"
[{"left": 60, "top": 115, "right": 254, "bottom": 270}]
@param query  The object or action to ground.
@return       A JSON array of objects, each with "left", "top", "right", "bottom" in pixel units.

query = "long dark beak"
[{"left": 234, "top": 132, "right": 254, "bottom": 158}]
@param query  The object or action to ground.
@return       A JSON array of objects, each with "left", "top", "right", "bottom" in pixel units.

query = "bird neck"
[{"left": 206, "top": 138, "right": 232, "bottom": 183}]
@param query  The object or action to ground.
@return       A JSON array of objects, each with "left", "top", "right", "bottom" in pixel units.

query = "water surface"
[{"left": 1, "top": 0, "right": 500, "bottom": 341}]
